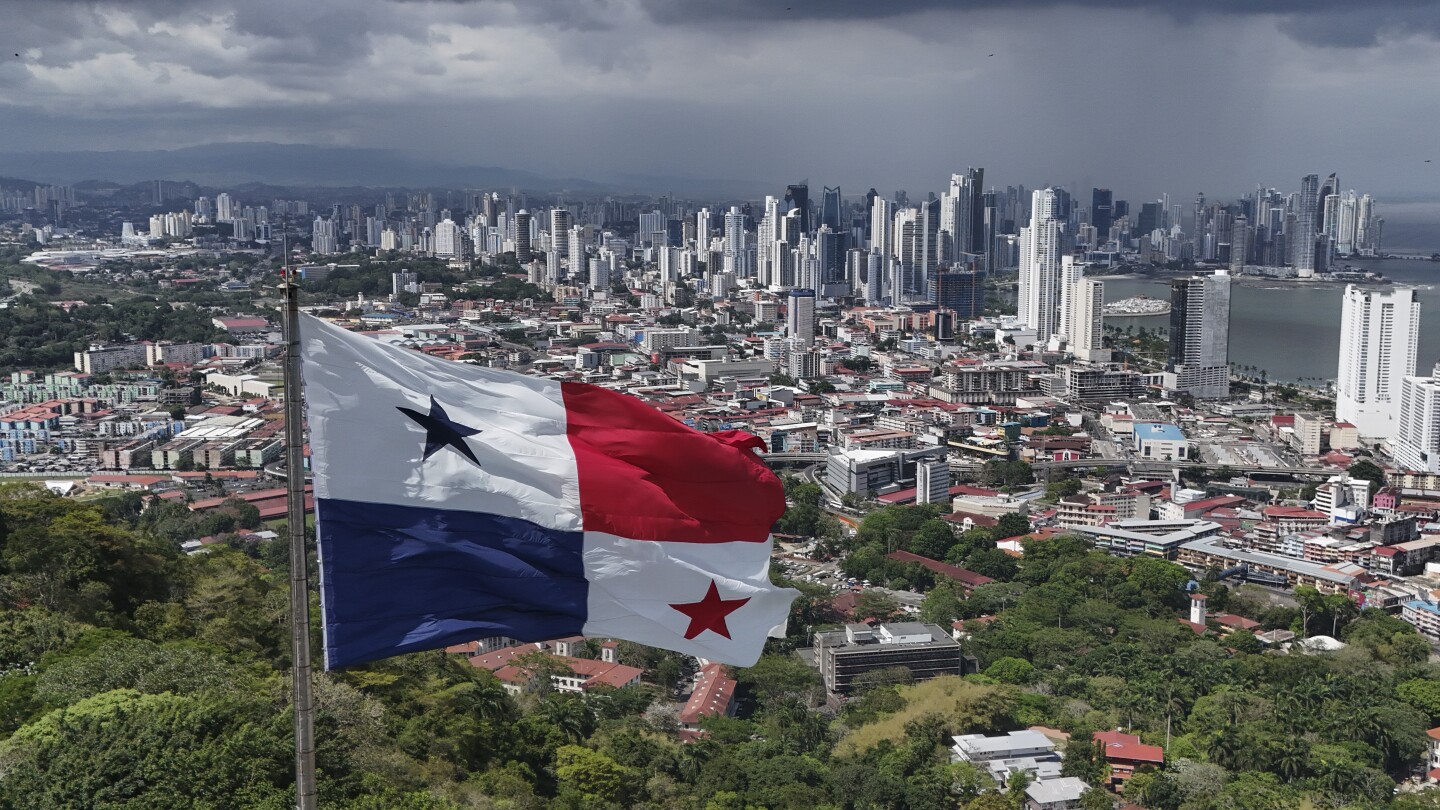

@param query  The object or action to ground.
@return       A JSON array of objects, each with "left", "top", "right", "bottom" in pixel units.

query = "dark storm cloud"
[
  {"left": 633, "top": 0, "right": 1440, "bottom": 46},
  {"left": 2, "top": 0, "right": 1439, "bottom": 201}
]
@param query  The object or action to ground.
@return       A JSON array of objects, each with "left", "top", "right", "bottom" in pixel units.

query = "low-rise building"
[
  {"left": 1178, "top": 536, "right": 1367, "bottom": 594},
  {"left": 74, "top": 344, "right": 148, "bottom": 374},
  {"left": 679, "top": 663, "right": 738, "bottom": 731},
  {"left": 812, "top": 622, "right": 963, "bottom": 694},
  {"left": 1402, "top": 600, "right": 1440, "bottom": 642},
  {"left": 950, "top": 730, "right": 1057, "bottom": 764},
  {"left": 1074, "top": 519, "right": 1223, "bottom": 560},
  {"left": 1370, "top": 536, "right": 1440, "bottom": 576},
  {"left": 1093, "top": 730, "right": 1164, "bottom": 791},
  {"left": 1024, "top": 777, "right": 1090, "bottom": 810},
  {"left": 1133, "top": 422, "right": 1188, "bottom": 461}
]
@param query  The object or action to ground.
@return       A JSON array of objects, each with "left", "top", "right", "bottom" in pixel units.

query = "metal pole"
[{"left": 282, "top": 267, "right": 319, "bottom": 810}]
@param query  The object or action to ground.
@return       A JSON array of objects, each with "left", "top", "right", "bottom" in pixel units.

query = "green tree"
[
  {"left": 983, "top": 657, "right": 1035, "bottom": 685},
  {"left": 0, "top": 689, "right": 291, "bottom": 807},
  {"left": 991, "top": 512, "right": 1032, "bottom": 541},
  {"left": 1398, "top": 677, "right": 1440, "bottom": 722},
  {"left": 1347, "top": 459, "right": 1386, "bottom": 488},
  {"left": 1079, "top": 787, "right": 1114, "bottom": 810},
  {"left": 855, "top": 591, "right": 900, "bottom": 623},
  {"left": 964, "top": 547, "right": 1019, "bottom": 580},
  {"left": 553, "top": 744, "right": 634, "bottom": 805}
]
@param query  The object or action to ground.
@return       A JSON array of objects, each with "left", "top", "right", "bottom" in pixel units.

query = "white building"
[
  {"left": 1336, "top": 285, "right": 1420, "bottom": 440},
  {"left": 75, "top": 344, "right": 147, "bottom": 374},
  {"left": 1311, "top": 474, "right": 1371, "bottom": 525},
  {"left": 1024, "top": 777, "right": 1090, "bottom": 810},
  {"left": 1017, "top": 188, "right": 1064, "bottom": 347},
  {"left": 1133, "top": 422, "right": 1188, "bottom": 461},
  {"left": 950, "top": 731, "right": 1056, "bottom": 764},
  {"left": 1067, "top": 278, "right": 1107, "bottom": 363},
  {"left": 786, "top": 289, "right": 816, "bottom": 349},
  {"left": 723, "top": 206, "right": 749, "bottom": 276},
  {"left": 916, "top": 459, "right": 950, "bottom": 505},
  {"left": 311, "top": 216, "right": 339, "bottom": 255},
  {"left": 433, "top": 218, "right": 464, "bottom": 259},
  {"left": 1394, "top": 363, "right": 1440, "bottom": 473}
]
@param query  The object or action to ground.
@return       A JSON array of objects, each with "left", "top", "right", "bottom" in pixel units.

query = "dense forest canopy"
[{"left": 1, "top": 484, "right": 1437, "bottom": 809}]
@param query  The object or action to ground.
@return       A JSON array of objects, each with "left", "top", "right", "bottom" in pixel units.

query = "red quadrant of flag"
[{"left": 561, "top": 382, "right": 785, "bottom": 543}]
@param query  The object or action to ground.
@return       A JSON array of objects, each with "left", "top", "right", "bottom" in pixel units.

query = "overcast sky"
[{"left": 3, "top": 0, "right": 1440, "bottom": 201}]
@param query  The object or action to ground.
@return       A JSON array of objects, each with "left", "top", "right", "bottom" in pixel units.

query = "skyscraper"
[
  {"left": 927, "top": 269, "right": 985, "bottom": 318},
  {"left": 966, "top": 167, "right": 985, "bottom": 256},
  {"left": 568, "top": 226, "right": 586, "bottom": 282},
  {"left": 1293, "top": 174, "right": 1319, "bottom": 278},
  {"left": 433, "top": 218, "right": 464, "bottom": 259},
  {"left": 1068, "top": 278, "right": 1107, "bottom": 363},
  {"left": 915, "top": 197, "right": 941, "bottom": 284},
  {"left": 1393, "top": 364, "right": 1440, "bottom": 473},
  {"left": 816, "top": 226, "right": 846, "bottom": 292},
  {"left": 311, "top": 216, "right": 338, "bottom": 255},
  {"left": 1017, "top": 188, "right": 1064, "bottom": 346},
  {"left": 942, "top": 173, "right": 975, "bottom": 264},
  {"left": 820, "top": 186, "right": 843, "bottom": 231},
  {"left": 786, "top": 289, "right": 816, "bottom": 348},
  {"left": 549, "top": 208, "right": 571, "bottom": 264},
  {"left": 1230, "top": 216, "right": 1249, "bottom": 274},
  {"left": 784, "top": 184, "right": 811, "bottom": 234},
  {"left": 514, "top": 210, "right": 533, "bottom": 262},
  {"left": 216, "top": 192, "right": 236, "bottom": 223},
  {"left": 1165, "top": 270, "right": 1232, "bottom": 399},
  {"left": 1337, "top": 286, "right": 1420, "bottom": 439},
  {"left": 723, "top": 206, "right": 748, "bottom": 276},
  {"left": 1091, "top": 189, "right": 1113, "bottom": 241}
]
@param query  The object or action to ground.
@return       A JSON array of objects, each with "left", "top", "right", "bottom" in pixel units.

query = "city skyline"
[{"left": 4, "top": 1, "right": 1440, "bottom": 200}]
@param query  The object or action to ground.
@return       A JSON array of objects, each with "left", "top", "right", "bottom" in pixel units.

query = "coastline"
[{"left": 1089, "top": 272, "right": 1403, "bottom": 290}]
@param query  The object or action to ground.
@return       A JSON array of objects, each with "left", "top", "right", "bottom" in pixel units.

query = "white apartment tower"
[
  {"left": 433, "top": 218, "right": 464, "bottom": 259},
  {"left": 568, "top": 226, "right": 586, "bottom": 282},
  {"left": 786, "top": 289, "right": 816, "bottom": 349},
  {"left": 311, "top": 216, "right": 339, "bottom": 255},
  {"left": 215, "top": 192, "right": 236, "bottom": 222},
  {"left": 1336, "top": 285, "right": 1420, "bottom": 439},
  {"left": 1069, "top": 278, "right": 1108, "bottom": 363},
  {"left": 1394, "top": 363, "right": 1440, "bottom": 473},
  {"left": 1017, "top": 188, "right": 1064, "bottom": 346},
  {"left": 723, "top": 206, "right": 748, "bottom": 276},
  {"left": 549, "top": 209, "right": 571, "bottom": 260}
]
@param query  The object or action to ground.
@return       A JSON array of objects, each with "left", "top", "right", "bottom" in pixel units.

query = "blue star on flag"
[{"left": 397, "top": 396, "right": 483, "bottom": 466}]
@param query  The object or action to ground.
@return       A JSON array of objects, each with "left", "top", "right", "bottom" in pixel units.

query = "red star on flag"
[{"left": 669, "top": 581, "right": 750, "bottom": 640}]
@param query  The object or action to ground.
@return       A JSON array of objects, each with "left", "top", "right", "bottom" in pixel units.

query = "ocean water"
[{"left": 1102, "top": 258, "right": 1440, "bottom": 383}]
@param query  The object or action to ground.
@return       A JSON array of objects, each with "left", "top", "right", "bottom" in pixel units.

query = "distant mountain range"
[{"left": 0, "top": 142, "right": 767, "bottom": 198}]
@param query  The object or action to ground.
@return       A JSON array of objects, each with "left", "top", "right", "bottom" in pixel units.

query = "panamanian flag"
[{"left": 300, "top": 315, "right": 798, "bottom": 669}]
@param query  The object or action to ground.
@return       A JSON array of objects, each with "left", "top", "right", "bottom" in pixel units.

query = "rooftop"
[{"left": 1134, "top": 422, "right": 1185, "bottom": 442}]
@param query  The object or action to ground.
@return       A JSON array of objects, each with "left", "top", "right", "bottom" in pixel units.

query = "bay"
[{"left": 1100, "top": 258, "right": 1440, "bottom": 383}]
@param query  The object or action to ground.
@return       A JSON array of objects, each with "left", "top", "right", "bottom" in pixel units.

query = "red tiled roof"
[
  {"left": 886, "top": 550, "right": 994, "bottom": 589},
  {"left": 1094, "top": 730, "right": 1165, "bottom": 764},
  {"left": 1214, "top": 613, "right": 1260, "bottom": 630},
  {"left": 468, "top": 645, "right": 531, "bottom": 671},
  {"left": 679, "top": 663, "right": 737, "bottom": 725},
  {"left": 1178, "top": 495, "right": 1246, "bottom": 513},
  {"left": 944, "top": 511, "right": 1000, "bottom": 528}
]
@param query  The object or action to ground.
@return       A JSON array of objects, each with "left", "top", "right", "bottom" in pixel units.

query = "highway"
[{"left": 762, "top": 452, "right": 1340, "bottom": 480}]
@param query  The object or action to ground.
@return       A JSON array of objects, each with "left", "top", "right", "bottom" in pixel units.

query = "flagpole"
[{"left": 282, "top": 263, "right": 319, "bottom": 810}]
